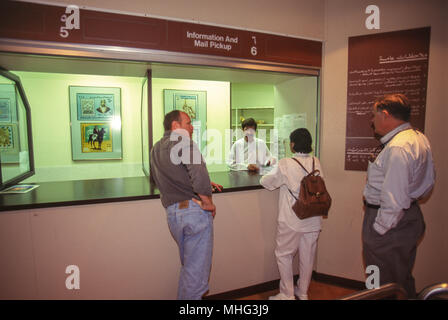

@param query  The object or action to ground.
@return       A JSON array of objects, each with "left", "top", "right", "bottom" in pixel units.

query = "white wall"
[
  {"left": 319, "top": 0, "right": 448, "bottom": 290},
  {"left": 28, "top": 0, "right": 325, "bottom": 40},
  {"left": 0, "top": 189, "right": 279, "bottom": 299}
]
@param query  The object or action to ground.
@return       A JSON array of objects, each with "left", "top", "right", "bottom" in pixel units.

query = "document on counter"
[{"left": 0, "top": 184, "right": 39, "bottom": 194}]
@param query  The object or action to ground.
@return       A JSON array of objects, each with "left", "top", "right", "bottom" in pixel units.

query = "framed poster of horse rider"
[
  {"left": 80, "top": 123, "right": 113, "bottom": 153},
  {"left": 69, "top": 86, "right": 122, "bottom": 160}
]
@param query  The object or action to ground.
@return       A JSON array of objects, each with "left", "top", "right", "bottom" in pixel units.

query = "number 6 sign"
[{"left": 251, "top": 36, "right": 257, "bottom": 56}]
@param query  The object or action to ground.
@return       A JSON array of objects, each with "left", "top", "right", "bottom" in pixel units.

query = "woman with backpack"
[{"left": 260, "top": 128, "right": 325, "bottom": 300}]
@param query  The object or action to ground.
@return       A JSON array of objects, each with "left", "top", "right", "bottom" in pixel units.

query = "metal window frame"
[
  {"left": 0, "top": 38, "right": 320, "bottom": 76},
  {"left": 0, "top": 67, "right": 35, "bottom": 190}
]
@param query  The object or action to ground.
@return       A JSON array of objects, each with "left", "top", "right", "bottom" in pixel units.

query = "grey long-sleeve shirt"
[{"left": 150, "top": 130, "right": 212, "bottom": 208}]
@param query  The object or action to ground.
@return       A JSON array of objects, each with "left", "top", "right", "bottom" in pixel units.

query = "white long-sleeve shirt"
[
  {"left": 260, "top": 153, "right": 322, "bottom": 232},
  {"left": 363, "top": 122, "right": 436, "bottom": 235},
  {"left": 227, "top": 137, "right": 275, "bottom": 171}
]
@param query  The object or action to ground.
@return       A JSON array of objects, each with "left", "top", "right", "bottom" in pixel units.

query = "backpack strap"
[
  {"left": 288, "top": 157, "right": 318, "bottom": 200},
  {"left": 291, "top": 157, "right": 311, "bottom": 175},
  {"left": 292, "top": 157, "right": 320, "bottom": 177},
  {"left": 287, "top": 157, "right": 307, "bottom": 201},
  {"left": 288, "top": 188, "right": 298, "bottom": 200}
]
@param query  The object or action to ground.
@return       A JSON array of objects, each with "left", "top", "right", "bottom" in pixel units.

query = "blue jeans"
[{"left": 166, "top": 200, "right": 214, "bottom": 300}]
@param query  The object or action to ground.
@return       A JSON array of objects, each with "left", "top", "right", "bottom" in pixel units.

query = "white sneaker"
[
  {"left": 294, "top": 286, "right": 309, "bottom": 300},
  {"left": 268, "top": 292, "right": 296, "bottom": 300}
]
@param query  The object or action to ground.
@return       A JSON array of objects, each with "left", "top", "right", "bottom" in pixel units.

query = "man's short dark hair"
[
  {"left": 290, "top": 128, "right": 313, "bottom": 154},
  {"left": 163, "top": 110, "right": 181, "bottom": 131},
  {"left": 242, "top": 118, "right": 257, "bottom": 131},
  {"left": 374, "top": 94, "right": 411, "bottom": 122}
]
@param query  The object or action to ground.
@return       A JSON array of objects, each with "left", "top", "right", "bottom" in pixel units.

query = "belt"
[
  {"left": 364, "top": 201, "right": 380, "bottom": 209},
  {"left": 364, "top": 200, "right": 418, "bottom": 210}
]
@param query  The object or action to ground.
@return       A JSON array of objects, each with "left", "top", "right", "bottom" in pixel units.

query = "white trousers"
[{"left": 275, "top": 221, "right": 320, "bottom": 298}]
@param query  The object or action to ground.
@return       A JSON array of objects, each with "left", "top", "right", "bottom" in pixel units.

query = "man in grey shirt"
[
  {"left": 363, "top": 94, "right": 435, "bottom": 298},
  {"left": 150, "top": 110, "right": 220, "bottom": 300}
]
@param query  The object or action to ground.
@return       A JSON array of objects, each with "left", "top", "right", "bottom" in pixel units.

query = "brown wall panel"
[
  {"left": 344, "top": 27, "right": 430, "bottom": 171},
  {"left": 0, "top": 1, "right": 321, "bottom": 67}
]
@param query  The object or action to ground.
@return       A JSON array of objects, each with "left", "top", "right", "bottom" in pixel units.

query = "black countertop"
[{"left": 0, "top": 171, "right": 264, "bottom": 212}]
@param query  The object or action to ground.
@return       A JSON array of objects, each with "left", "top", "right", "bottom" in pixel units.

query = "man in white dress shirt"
[
  {"left": 227, "top": 118, "right": 276, "bottom": 172},
  {"left": 363, "top": 94, "right": 435, "bottom": 298},
  {"left": 260, "top": 128, "right": 322, "bottom": 300}
]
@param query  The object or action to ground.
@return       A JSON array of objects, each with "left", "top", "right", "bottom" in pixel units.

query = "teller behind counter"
[{"left": 227, "top": 118, "right": 277, "bottom": 173}]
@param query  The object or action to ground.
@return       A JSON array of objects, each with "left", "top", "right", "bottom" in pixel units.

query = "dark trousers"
[{"left": 362, "top": 203, "right": 425, "bottom": 298}]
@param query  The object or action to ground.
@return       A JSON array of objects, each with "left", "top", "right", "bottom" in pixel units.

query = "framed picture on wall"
[
  {"left": 163, "top": 89, "right": 207, "bottom": 152},
  {"left": 0, "top": 123, "right": 20, "bottom": 163},
  {"left": 80, "top": 123, "right": 113, "bottom": 153},
  {"left": 0, "top": 123, "right": 18, "bottom": 150},
  {"left": 0, "top": 98, "right": 12, "bottom": 122},
  {"left": 69, "top": 86, "right": 122, "bottom": 160},
  {"left": 76, "top": 93, "right": 115, "bottom": 121},
  {"left": 0, "top": 84, "right": 20, "bottom": 163},
  {"left": 0, "top": 84, "right": 18, "bottom": 123}
]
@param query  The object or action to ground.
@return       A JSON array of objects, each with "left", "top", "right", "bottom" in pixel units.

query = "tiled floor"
[{"left": 237, "top": 280, "right": 358, "bottom": 300}]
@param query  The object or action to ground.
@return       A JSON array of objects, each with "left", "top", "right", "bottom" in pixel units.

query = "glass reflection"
[
  {"left": 141, "top": 76, "right": 149, "bottom": 176},
  {"left": 150, "top": 64, "right": 320, "bottom": 174},
  {"left": 0, "top": 74, "right": 32, "bottom": 186}
]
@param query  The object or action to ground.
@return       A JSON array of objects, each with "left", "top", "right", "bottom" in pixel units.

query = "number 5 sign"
[{"left": 60, "top": 5, "right": 80, "bottom": 38}]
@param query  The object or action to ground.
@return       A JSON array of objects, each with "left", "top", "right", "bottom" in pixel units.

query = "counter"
[{"left": 0, "top": 171, "right": 265, "bottom": 211}]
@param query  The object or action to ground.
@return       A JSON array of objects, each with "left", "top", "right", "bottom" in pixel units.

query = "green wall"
[
  {"left": 231, "top": 83, "right": 274, "bottom": 108},
  {"left": 7, "top": 72, "right": 232, "bottom": 183},
  {"left": 274, "top": 77, "right": 319, "bottom": 158},
  {"left": 10, "top": 71, "right": 145, "bottom": 182},
  {"left": 152, "top": 78, "right": 230, "bottom": 172},
  {"left": 5, "top": 70, "right": 317, "bottom": 182}
]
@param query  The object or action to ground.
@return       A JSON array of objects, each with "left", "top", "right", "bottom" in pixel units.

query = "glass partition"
[
  {"left": 0, "top": 69, "right": 34, "bottom": 189},
  {"left": 271, "top": 76, "right": 320, "bottom": 159},
  {"left": 0, "top": 52, "right": 320, "bottom": 198},
  {"left": 7, "top": 69, "right": 146, "bottom": 184},
  {"left": 151, "top": 64, "right": 320, "bottom": 174},
  {"left": 141, "top": 73, "right": 150, "bottom": 176},
  {"left": 0, "top": 54, "right": 153, "bottom": 197}
]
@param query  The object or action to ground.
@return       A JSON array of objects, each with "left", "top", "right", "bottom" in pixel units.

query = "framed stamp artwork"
[
  {"left": 0, "top": 84, "right": 17, "bottom": 123},
  {"left": 69, "top": 86, "right": 122, "bottom": 160},
  {"left": 0, "top": 97, "right": 12, "bottom": 122},
  {"left": 80, "top": 123, "right": 113, "bottom": 153},
  {"left": 163, "top": 89, "right": 207, "bottom": 152},
  {"left": 0, "top": 123, "right": 19, "bottom": 163},
  {"left": 76, "top": 93, "right": 115, "bottom": 121},
  {"left": 0, "top": 85, "right": 19, "bottom": 163}
]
